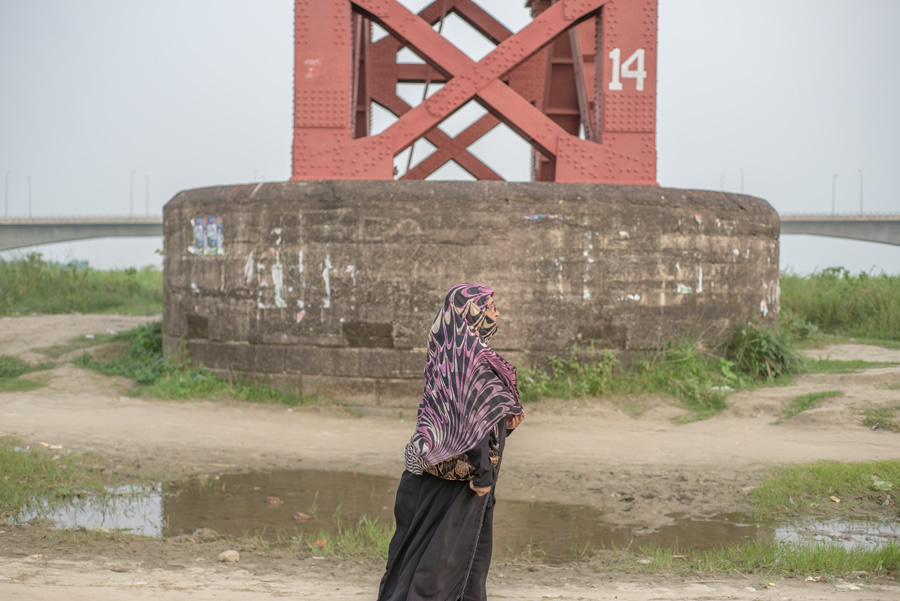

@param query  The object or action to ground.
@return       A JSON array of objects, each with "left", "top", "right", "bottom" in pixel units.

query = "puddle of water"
[
  {"left": 16, "top": 484, "right": 165, "bottom": 536},
  {"left": 163, "top": 469, "right": 397, "bottom": 539},
  {"left": 776, "top": 518, "right": 900, "bottom": 550},
  {"left": 10, "top": 469, "right": 899, "bottom": 563},
  {"left": 493, "top": 505, "right": 768, "bottom": 562}
]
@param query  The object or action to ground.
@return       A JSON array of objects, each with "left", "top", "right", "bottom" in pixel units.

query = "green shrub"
[
  {"left": 727, "top": 321, "right": 802, "bottom": 379},
  {"left": 75, "top": 322, "right": 164, "bottom": 384}
]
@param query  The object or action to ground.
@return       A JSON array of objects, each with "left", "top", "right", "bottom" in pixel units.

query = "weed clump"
[
  {"left": 727, "top": 321, "right": 802, "bottom": 379},
  {"left": 519, "top": 348, "right": 616, "bottom": 402},
  {"left": 75, "top": 322, "right": 163, "bottom": 384},
  {"left": 0, "top": 442, "right": 112, "bottom": 521}
]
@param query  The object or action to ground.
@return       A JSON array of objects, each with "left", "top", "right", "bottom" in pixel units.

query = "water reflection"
[
  {"left": 9, "top": 469, "right": 899, "bottom": 564},
  {"left": 776, "top": 518, "right": 900, "bottom": 550},
  {"left": 17, "top": 484, "right": 164, "bottom": 536},
  {"left": 163, "top": 469, "right": 396, "bottom": 539}
]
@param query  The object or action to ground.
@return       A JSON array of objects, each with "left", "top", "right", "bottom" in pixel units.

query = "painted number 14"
[{"left": 608, "top": 48, "right": 647, "bottom": 91}]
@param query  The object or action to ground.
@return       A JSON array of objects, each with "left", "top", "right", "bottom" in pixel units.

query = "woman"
[{"left": 377, "top": 283, "right": 525, "bottom": 601}]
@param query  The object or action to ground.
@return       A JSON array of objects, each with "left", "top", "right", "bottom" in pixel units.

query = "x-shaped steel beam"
[{"left": 354, "top": 0, "right": 608, "bottom": 159}]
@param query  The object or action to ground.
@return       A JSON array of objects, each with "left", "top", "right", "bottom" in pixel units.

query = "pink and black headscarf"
[{"left": 404, "top": 283, "right": 524, "bottom": 474}]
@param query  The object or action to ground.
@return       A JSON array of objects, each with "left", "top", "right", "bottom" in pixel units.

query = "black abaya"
[{"left": 377, "top": 426, "right": 507, "bottom": 601}]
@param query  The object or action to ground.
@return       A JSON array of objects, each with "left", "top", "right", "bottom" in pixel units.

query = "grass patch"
[
  {"left": 0, "top": 355, "right": 55, "bottom": 393},
  {"left": 776, "top": 391, "right": 844, "bottom": 422},
  {"left": 0, "top": 439, "right": 113, "bottom": 522},
  {"left": 749, "top": 460, "right": 900, "bottom": 519},
  {"left": 231, "top": 514, "right": 393, "bottom": 560},
  {"left": 861, "top": 406, "right": 900, "bottom": 433},
  {"left": 0, "top": 376, "right": 49, "bottom": 392},
  {"left": 518, "top": 322, "right": 803, "bottom": 421},
  {"left": 74, "top": 322, "right": 321, "bottom": 406},
  {"left": 801, "top": 359, "right": 900, "bottom": 374},
  {"left": 780, "top": 268, "right": 900, "bottom": 342},
  {"left": 518, "top": 342, "right": 738, "bottom": 420},
  {"left": 0, "top": 253, "right": 162, "bottom": 316}
]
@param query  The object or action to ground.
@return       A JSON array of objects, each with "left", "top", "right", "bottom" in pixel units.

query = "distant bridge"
[
  {"left": 1, "top": 213, "right": 899, "bottom": 252},
  {"left": 0, "top": 217, "right": 162, "bottom": 252},
  {"left": 779, "top": 214, "right": 900, "bottom": 246}
]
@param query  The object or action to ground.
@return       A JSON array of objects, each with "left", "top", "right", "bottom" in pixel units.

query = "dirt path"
[{"left": 1, "top": 315, "right": 899, "bottom": 600}]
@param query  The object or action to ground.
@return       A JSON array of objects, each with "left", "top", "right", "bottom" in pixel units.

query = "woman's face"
[{"left": 484, "top": 296, "right": 499, "bottom": 322}]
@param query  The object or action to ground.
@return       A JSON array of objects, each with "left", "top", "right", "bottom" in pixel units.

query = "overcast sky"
[{"left": 1, "top": 0, "right": 898, "bottom": 273}]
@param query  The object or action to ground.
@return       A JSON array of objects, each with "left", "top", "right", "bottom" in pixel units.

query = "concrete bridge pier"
[{"left": 163, "top": 181, "right": 780, "bottom": 407}]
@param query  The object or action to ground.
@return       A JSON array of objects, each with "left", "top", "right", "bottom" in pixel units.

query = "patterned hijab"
[{"left": 404, "top": 283, "right": 524, "bottom": 474}]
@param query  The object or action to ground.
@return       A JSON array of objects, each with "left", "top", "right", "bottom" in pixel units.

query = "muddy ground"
[{"left": 1, "top": 314, "right": 899, "bottom": 600}]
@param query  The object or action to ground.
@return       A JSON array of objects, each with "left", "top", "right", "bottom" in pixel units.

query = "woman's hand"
[
  {"left": 506, "top": 413, "right": 525, "bottom": 430},
  {"left": 469, "top": 481, "right": 491, "bottom": 496}
]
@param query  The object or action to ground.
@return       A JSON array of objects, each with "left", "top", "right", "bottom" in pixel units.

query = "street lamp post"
[
  {"left": 4, "top": 171, "right": 8, "bottom": 218},
  {"left": 858, "top": 169, "right": 863, "bottom": 214},
  {"left": 145, "top": 175, "right": 150, "bottom": 216},
  {"left": 831, "top": 173, "right": 838, "bottom": 214},
  {"left": 130, "top": 171, "right": 135, "bottom": 216}
]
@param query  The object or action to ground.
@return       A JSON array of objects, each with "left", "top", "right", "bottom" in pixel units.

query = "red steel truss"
[{"left": 292, "top": 0, "right": 657, "bottom": 184}]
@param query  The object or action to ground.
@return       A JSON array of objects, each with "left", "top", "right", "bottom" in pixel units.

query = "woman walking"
[{"left": 377, "top": 283, "right": 525, "bottom": 601}]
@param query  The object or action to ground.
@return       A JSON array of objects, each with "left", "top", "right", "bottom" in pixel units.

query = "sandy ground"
[{"left": 1, "top": 314, "right": 899, "bottom": 600}]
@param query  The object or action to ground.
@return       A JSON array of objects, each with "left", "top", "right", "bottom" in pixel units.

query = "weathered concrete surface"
[{"left": 163, "top": 181, "right": 780, "bottom": 406}]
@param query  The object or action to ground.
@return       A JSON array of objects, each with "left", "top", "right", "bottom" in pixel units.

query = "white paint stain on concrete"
[
  {"left": 272, "top": 251, "right": 286, "bottom": 309},
  {"left": 346, "top": 264, "right": 358, "bottom": 310},
  {"left": 582, "top": 223, "right": 593, "bottom": 300},
  {"left": 322, "top": 255, "right": 333, "bottom": 309},
  {"left": 244, "top": 250, "right": 255, "bottom": 284},
  {"left": 554, "top": 257, "right": 564, "bottom": 296}
]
